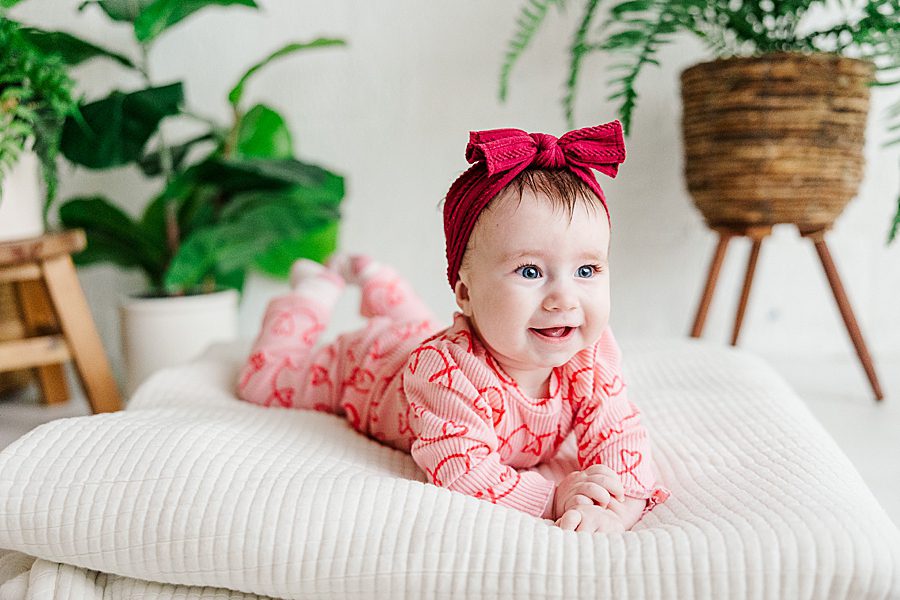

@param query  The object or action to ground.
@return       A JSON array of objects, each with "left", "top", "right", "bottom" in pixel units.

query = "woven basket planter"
[{"left": 681, "top": 53, "right": 875, "bottom": 228}]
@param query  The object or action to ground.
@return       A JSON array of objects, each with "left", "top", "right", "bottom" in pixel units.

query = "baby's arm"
[
  {"left": 403, "top": 341, "right": 556, "bottom": 519},
  {"left": 571, "top": 328, "right": 668, "bottom": 523}
]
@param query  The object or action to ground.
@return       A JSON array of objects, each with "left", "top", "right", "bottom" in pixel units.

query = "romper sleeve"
[
  {"left": 572, "top": 328, "right": 670, "bottom": 510},
  {"left": 403, "top": 340, "right": 556, "bottom": 519}
]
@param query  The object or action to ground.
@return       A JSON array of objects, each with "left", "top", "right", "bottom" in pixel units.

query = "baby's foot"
[
  {"left": 289, "top": 258, "right": 345, "bottom": 306},
  {"left": 327, "top": 253, "right": 384, "bottom": 286}
]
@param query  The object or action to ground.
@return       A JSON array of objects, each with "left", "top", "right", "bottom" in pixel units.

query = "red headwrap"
[{"left": 443, "top": 121, "right": 626, "bottom": 289}]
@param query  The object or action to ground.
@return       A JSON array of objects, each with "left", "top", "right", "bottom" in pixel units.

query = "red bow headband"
[{"left": 443, "top": 121, "right": 626, "bottom": 289}]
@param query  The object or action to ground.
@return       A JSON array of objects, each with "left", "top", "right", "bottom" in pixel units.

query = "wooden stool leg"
[
  {"left": 731, "top": 237, "right": 764, "bottom": 346},
  {"left": 690, "top": 232, "right": 732, "bottom": 337},
  {"left": 13, "top": 279, "right": 69, "bottom": 404},
  {"left": 40, "top": 254, "right": 123, "bottom": 413},
  {"left": 809, "top": 236, "right": 884, "bottom": 401}
]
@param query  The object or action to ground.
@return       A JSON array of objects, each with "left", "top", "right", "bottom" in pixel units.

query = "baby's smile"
[{"left": 530, "top": 326, "right": 576, "bottom": 341}]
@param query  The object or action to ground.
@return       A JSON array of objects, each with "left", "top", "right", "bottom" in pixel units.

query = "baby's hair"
[
  {"left": 459, "top": 168, "right": 607, "bottom": 273},
  {"left": 500, "top": 168, "right": 605, "bottom": 221}
]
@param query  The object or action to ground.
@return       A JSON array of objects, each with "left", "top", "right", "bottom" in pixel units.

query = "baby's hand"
[
  {"left": 556, "top": 504, "right": 626, "bottom": 534},
  {"left": 553, "top": 464, "right": 626, "bottom": 518}
]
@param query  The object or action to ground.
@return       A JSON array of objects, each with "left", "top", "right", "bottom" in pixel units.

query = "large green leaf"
[
  {"left": 195, "top": 156, "right": 343, "bottom": 196},
  {"left": 218, "top": 195, "right": 337, "bottom": 275},
  {"left": 163, "top": 197, "right": 340, "bottom": 291},
  {"left": 164, "top": 214, "right": 281, "bottom": 292},
  {"left": 95, "top": 0, "right": 156, "bottom": 22},
  {"left": 58, "top": 196, "right": 168, "bottom": 287},
  {"left": 18, "top": 28, "right": 136, "bottom": 69},
  {"left": 235, "top": 104, "right": 293, "bottom": 158},
  {"left": 134, "top": 0, "right": 257, "bottom": 43},
  {"left": 161, "top": 226, "right": 220, "bottom": 292},
  {"left": 228, "top": 38, "right": 346, "bottom": 108},
  {"left": 254, "top": 220, "right": 338, "bottom": 277},
  {"left": 1, "top": 0, "right": 25, "bottom": 8},
  {"left": 60, "top": 82, "right": 184, "bottom": 168},
  {"left": 220, "top": 184, "right": 342, "bottom": 223}
]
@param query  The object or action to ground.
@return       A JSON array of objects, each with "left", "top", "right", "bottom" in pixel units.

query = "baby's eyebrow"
[
  {"left": 502, "top": 250, "right": 543, "bottom": 262},
  {"left": 580, "top": 250, "right": 608, "bottom": 262},
  {"left": 501, "top": 250, "right": 607, "bottom": 262}
]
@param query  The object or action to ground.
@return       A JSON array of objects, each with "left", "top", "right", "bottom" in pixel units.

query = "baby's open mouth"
[{"left": 530, "top": 326, "right": 574, "bottom": 339}]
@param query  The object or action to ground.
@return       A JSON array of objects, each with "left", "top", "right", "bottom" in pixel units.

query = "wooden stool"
[
  {"left": 689, "top": 224, "right": 884, "bottom": 401},
  {"left": 0, "top": 229, "right": 122, "bottom": 413}
]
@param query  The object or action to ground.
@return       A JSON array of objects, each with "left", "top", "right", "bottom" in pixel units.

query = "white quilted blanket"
[{"left": 0, "top": 340, "right": 898, "bottom": 600}]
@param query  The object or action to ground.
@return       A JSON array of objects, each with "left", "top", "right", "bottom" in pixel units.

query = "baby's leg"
[
  {"left": 330, "top": 254, "right": 436, "bottom": 323},
  {"left": 237, "top": 260, "right": 344, "bottom": 410}
]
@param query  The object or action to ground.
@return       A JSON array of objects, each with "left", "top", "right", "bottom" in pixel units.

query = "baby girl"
[{"left": 237, "top": 121, "right": 669, "bottom": 533}]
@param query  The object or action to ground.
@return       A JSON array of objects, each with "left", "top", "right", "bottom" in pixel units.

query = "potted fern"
[
  {"left": 499, "top": 0, "right": 900, "bottom": 238},
  {"left": 11, "top": 0, "right": 346, "bottom": 394},
  {"left": 0, "top": 16, "right": 78, "bottom": 242}
]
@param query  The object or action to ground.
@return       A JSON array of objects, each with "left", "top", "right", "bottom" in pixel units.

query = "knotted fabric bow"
[{"left": 443, "top": 121, "right": 626, "bottom": 289}]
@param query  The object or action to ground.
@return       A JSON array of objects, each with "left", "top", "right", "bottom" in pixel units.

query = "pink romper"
[{"left": 237, "top": 267, "right": 668, "bottom": 518}]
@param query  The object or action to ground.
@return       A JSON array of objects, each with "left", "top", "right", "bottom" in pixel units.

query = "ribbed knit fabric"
[
  {"left": 442, "top": 122, "right": 626, "bottom": 288},
  {"left": 237, "top": 267, "right": 667, "bottom": 520},
  {"left": 405, "top": 315, "right": 668, "bottom": 517}
]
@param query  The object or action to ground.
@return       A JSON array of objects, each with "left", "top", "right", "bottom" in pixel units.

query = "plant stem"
[
  {"left": 223, "top": 105, "right": 241, "bottom": 159},
  {"left": 139, "top": 43, "right": 180, "bottom": 281}
]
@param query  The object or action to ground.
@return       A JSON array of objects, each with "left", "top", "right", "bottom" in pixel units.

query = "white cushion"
[{"left": 0, "top": 340, "right": 898, "bottom": 599}]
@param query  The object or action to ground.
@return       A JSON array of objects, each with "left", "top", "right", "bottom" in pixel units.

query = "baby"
[{"left": 237, "top": 121, "right": 669, "bottom": 533}]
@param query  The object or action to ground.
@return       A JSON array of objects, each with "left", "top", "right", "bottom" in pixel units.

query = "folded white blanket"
[{"left": 0, "top": 339, "right": 898, "bottom": 599}]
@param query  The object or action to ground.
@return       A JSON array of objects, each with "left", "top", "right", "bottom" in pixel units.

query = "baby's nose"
[{"left": 542, "top": 285, "right": 578, "bottom": 312}]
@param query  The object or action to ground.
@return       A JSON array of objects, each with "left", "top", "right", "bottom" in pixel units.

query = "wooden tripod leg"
[
  {"left": 809, "top": 235, "right": 884, "bottom": 401},
  {"left": 731, "top": 237, "right": 764, "bottom": 346},
  {"left": 690, "top": 232, "right": 732, "bottom": 338},
  {"left": 14, "top": 278, "right": 69, "bottom": 404},
  {"left": 40, "top": 254, "right": 123, "bottom": 413}
]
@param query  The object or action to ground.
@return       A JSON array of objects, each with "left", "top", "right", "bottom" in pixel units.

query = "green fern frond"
[
  {"left": 889, "top": 184, "right": 900, "bottom": 243},
  {"left": 499, "top": 0, "right": 564, "bottom": 102},
  {"left": 0, "top": 17, "right": 77, "bottom": 208},
  {"left": 562, "top": 0, "right": 602, "bottom": 127},
  {"left": 600, "top": 0, "right": 680, "bottom": 135}
]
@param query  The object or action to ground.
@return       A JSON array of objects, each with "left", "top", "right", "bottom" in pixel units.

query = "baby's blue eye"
[
  {"left": 516, "top": 265, "right": 541, "bottom": 279},
  {"left": 577, "top": 265, "right": 596, "bottom": 278}
]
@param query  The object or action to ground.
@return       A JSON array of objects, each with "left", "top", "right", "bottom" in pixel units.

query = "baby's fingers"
[
  {"left": 583, "top": 466, "right": 625, "bottom": 502},
  {"left": 556, "top": 509, "right": 582, "bottom": 531},
  {"left": 571, "top": 482, "right": 613, "bottom": 508},
  {"left": 563, "top": 494, "right": 593, "bottom": 512},
  {"left": 584, "top": 464, "right": 618, "bottom": 479}
]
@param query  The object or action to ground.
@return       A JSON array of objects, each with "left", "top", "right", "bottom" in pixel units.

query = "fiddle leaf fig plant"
[{"left": 11, "top": 0, "right": 347, "bottom": 294}]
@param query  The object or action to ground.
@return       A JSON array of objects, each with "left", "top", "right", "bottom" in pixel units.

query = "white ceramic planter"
[
  {"left": 0, "top": 150, "right": 44, "bottom": 242},
  {"left": 120, "top": 289, "right": 239, "bottom": 396}
]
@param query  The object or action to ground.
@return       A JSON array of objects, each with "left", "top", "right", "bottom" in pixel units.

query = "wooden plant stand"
[
  {"left": 689, "top": 224, "right": 884, "bottom": 401},
  {"left": 0, "top": 230, "right": 122, "bottom": 413}
]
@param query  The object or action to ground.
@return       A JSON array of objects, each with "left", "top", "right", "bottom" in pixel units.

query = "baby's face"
[{"left": 455, "top": 189, "right": 611, "bottom": 380}]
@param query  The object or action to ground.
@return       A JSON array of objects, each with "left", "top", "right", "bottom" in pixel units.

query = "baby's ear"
[{"left": 454, "top": 278, "right": 472, "bottom": 315}]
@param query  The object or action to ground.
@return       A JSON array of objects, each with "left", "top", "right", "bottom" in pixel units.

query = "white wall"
[{"left": 10, "top": 1, "right": 900, "bottom": 388}]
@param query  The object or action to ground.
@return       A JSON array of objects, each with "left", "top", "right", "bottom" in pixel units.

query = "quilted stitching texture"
[{"left": 0, "top": 340, "right": 898, "bottom": 599}]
